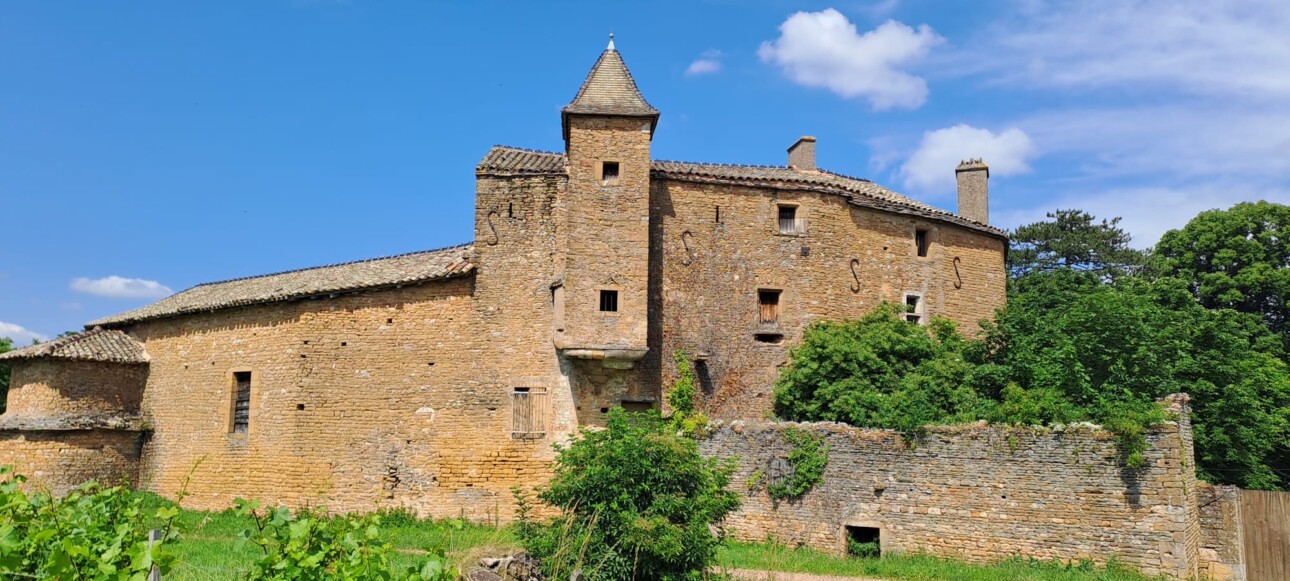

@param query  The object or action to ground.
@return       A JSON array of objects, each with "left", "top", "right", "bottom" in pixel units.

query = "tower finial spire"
[{"left": 607, "top": 31, "right": 615, "bottom": 50}]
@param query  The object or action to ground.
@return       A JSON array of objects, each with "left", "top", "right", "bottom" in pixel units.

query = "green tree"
[
  {"left": 0, "top": 336, "right": 11, "bottom": 415},
  {"left": 772, "top": 304, "right": 992, "bottom": 434},
  {"left": 1009, "top": 209, "right": 1148, "bottom": 279},
  {"left": 982, "top": 271, "right": 1290, "bottom": 488},
  {"left": 1153, "top": 201, "right": 1290, "bottom": 344},
  {"left": 520, "top": 408, "right": 739, "bottom": 580}
]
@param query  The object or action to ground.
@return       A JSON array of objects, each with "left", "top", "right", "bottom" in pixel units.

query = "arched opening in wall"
[{"left": 845, "top": 526, "right": 881, "bottom": 558}]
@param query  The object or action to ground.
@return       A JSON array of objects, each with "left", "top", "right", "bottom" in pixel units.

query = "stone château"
[{"left": 0, "top": 40, "right": 1006, "bottom": 519}]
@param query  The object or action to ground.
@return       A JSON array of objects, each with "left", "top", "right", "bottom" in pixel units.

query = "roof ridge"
[
  {"left": 652, "top": 159, "right": 789, "bottom": 170},
  {"left": 189, "top": 243, "right": 473, "bottom": 290},
  {"left": 487, "top": 145, "right": 565, "bottom": 157}
]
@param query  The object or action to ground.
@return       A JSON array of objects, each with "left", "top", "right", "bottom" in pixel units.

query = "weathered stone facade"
[{"left": 697, "top": 396, "right": 1203, "bottom": 579}]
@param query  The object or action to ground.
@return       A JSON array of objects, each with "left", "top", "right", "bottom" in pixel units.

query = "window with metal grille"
[
  {"left": 759, "top": 289, "right": 781, "bottom": 324},
  {"left": 778, "top": 205, "right": 804, "bottom": 234},
  {"left": 599, "top": 289, "right": 619, "bottom": 312},
  {"left": 915, "top": 228, "right": 930, "bottom": 257},
  {"left": 511, "top": 388, "right": 548, "bottom": 439},
  {"left": 232, "top": 371, "right": 251, "bottom": 434}
]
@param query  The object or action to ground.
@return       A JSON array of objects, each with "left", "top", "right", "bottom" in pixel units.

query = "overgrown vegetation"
[
  {"left": 774, "top": 204, "right": 1290, "bottom": 487},
  {"left": 668, "top": 350, "right": 709, "bottom": 438},
  {"left": 766, "top": 427, "right": 829, "bottom": 500},
  {"left": 231, "top": 498, "right": 454, "bottom": 580},
  {"left": 0, "top": 466, "right": 181, "bottom": 579},
  {"left": 517, "top": 408, "right": 739, "bottom": 580}
]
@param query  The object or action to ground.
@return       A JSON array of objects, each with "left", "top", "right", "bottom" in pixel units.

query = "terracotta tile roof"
[
  {"left": 562, "top": 46, "right": 659, "bottom": 138},
  {"left": 90, "top": 243, "right": 475, "bottom": 327},
  {"left": 0, "top": 327, "right": 147, "bottom": 363},
  {"left": 651, "top": 160, "right": 1006, "bottom": 237},
  {"left": 475, "top": 147, "right": 1006, "bottom": 237},
  {"left": 476, "top": 146, "right": 566, "bottom": 175}
]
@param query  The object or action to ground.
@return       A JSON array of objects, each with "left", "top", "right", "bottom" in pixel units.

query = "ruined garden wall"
[
  {"left": 653, "top": 179, "right": 1006, "bottom": 419},
  {"left": 0, "top": 430, "right": 143, "bottom": 496},
  {"left": 698, "top": 407, "right": 1201, "bottom": 579},
  {"left": 1197, "top": 483, "right": 1247, "bottom": 580}
]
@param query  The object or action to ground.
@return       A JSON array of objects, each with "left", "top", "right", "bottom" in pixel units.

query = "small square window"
[
  {"left": 915, "top": 228, "right": 930, "bottom": 257},
  {"left": 599, "top": 290, "right": 619, "bottom": 312},
  {"left": 601, "top": 161, "right": 620, "bottom": 183},
  {"left": 778, "top": 205, "right": 803, "bottom": 234},
  {"left": 904, "top": 294, "right": 923, "bottom": 324}
]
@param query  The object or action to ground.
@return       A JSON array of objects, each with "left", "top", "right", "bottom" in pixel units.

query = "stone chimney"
[
  {"left": 955, "top": 158, "right": 989, "bottom": 224},
  {"left": 787, "top": 136, "right": 816, "bottom": 171}
]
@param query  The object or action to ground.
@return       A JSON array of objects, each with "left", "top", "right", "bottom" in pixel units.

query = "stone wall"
[
  {"left": 653, "top": 178, "right": 1006, "bottom": 419},
  {"left": 125, "top": 275, "right": 562, "bottom": 520},
  {"left": 4, "top": 359, "right": 147, "bottom": 420},
  {"left": 0, "top": 429, "right": 143, "bottom": 495},
  {"left": 1197, "top": 483, "right": 1246, "bottom": 580},
  {"left": 698, "top": 409, "right": 1200, "bottom": 578}
]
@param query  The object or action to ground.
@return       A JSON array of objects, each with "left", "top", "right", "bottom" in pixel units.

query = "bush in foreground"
[
  {"left": 519, "top": 408, "right": 740, "bottom": 580},
  {"left": 0, "top": 466, "right": 179, "bottom": 579}
]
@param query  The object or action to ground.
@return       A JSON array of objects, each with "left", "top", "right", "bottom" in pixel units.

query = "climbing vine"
[
  {"left": 767, "top": 426, "right": 829, "bottom": 500},
  {"left": 668, "top": 350, "right": 709, "bottom": 438}
]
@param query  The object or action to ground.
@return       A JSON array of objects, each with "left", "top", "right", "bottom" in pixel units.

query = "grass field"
[
  {"left": 715, "top": 541, "right": 1162, "bottom": 581},
  {"left": 141, "top": 496, "right": 519, "bottom": 580},
  {"left": 143, "top": 496, "right": 1159, "bottom": 581}
]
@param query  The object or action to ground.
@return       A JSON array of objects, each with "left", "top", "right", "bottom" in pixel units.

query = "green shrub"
[
  {"left": 519, "top": 408, "right": 740, "bottom": 580},
  {"left": 232, "top": 498, "right": 453, "bottom": 580},
  {"left": 0, "top": 465, "right": 180, "bottom": 579}
]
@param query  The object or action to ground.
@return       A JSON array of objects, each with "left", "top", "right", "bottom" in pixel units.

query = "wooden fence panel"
[{"left": 1241, "top": 489, "right": 1290, "bottom": 581}]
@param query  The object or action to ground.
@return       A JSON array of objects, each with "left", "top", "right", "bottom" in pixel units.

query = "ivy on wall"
[{"left": 767, "top": 426, "right": 829, "bottom": 500}]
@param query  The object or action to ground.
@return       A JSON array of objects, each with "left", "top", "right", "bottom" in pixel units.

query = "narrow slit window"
[
  {"left": 915, "top": 228, "right": 930, "bottom": 257},
  {"left": 715, "top": 205, "right": 721, "bottom": 224},
  {"left": 511, "top": 388, "right": 549, "bottom": 439},
  {"left": 231, "top": 371, "right": 251, "bottom": 434},
  {"left": 759, "top": 289, "right": 781, "bottom": 324},
  {"left": 904, "top": 294, "right": 923, "bottom": 324},
  {"left": 599, "top": 290, "right": 619, "bottom": 312},
  {"left": 601, "top": 161, "right": 620, "bottom": 183}
]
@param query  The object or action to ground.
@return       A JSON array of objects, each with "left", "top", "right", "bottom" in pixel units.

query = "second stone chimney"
[
  {"left": 787, "top": 136, "right": 816, "bottom": 171},
  {"left": 955, "top": 158, "right": 989, "bottom": 224}
]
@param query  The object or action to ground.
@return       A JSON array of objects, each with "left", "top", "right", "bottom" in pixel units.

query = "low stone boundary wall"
[{"left": 698, "top": 406, "right": 1202, "bottom": 579}]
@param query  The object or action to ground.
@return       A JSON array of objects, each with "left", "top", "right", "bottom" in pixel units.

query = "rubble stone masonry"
[{"left": 698, "top": 398, "right": 1202, "bottom": 579}]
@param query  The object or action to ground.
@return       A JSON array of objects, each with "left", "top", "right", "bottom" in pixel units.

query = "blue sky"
[{"left": 2, "top": 1, "right": 1288, "bottom": 342}]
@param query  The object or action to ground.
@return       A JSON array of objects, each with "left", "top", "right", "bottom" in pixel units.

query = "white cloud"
[
  {"left": 70, "top": 276, "right": 173, "bottom": 299},
  {"left": 979, "top": 0, "right": 1290, "bottom": 100},
  {"left": 758, "top": 9, "right": 943, "bottom": 109},
  {"left": 685, "top": 50, "right": 723, "bottom": 76},
  {"left": 899, "top": 124, "right": 1036, "bottom": 194},
  {"left": 0, "top": 321, "right": 46, "bottom": 345}
]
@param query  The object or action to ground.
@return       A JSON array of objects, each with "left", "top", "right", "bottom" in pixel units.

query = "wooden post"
[{"left": 148, "top": 529, "right": 162, "bottom": 581}]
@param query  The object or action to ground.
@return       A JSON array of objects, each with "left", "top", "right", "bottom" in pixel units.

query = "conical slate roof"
[{"left": 562, "top": 38, "right": 659, "bottom": 139}]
